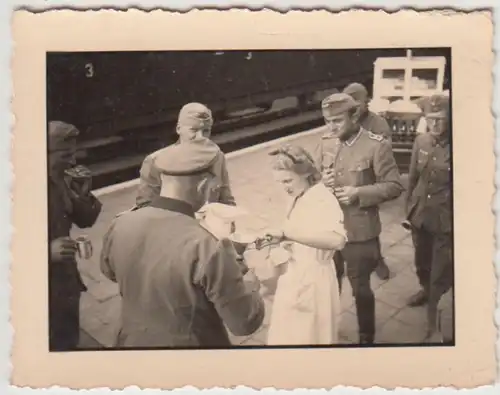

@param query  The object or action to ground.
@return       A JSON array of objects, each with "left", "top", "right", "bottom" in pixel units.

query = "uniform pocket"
[{"left": 348, "top": 160, "right": 373, "bottom": 186}]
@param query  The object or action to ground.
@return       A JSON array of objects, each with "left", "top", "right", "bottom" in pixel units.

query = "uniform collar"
[
  {"left": 358, "top": 110, "right": 370, "bottom": 124},
  {"left": 150, "top": 196, "right": 195, "bottom": 218},
  {"left": 344, "top": 127, "right": 364, "bottom": 147}
]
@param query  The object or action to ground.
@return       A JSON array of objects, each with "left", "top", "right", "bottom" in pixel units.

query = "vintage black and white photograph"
[
  {"left": 46, "top": 47, "right": 455, "bottom": 351},
  {"left": 11, "top": 9, "right": 496, "bottom": 390}
]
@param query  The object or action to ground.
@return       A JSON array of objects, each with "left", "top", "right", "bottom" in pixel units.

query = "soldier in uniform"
[
  {"left": 136, "top": 102, "right": 236, "bottom": 208},
  {"left": 100, "top": 137, "right": 265, "bottom": 348},
  {"left": 312, "top": 93, "right": 404, "bottom": 344},
  {"left": 405, "top": 94, "right": 453, "bottom": 341},
  {"left": 48, "top": 121, "right": 103, "bottom": 350},
  {"left": 343, "top": 82, "right": 393, "bottom": 280}
]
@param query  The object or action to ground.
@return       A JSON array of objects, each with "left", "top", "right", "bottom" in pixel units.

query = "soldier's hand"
[
  {"left": 335, "top": 186, "right": 359, "bottom": 205},
  {"left": 243, "top": 269, "right": 261, "bottom": 293},
  {"left": 70, "top": 177, "right": 92, "bottom": 197},
  {"left": 50, "top": 237, "right": 77, "bottom": 264},
  {"left": 322, "top": 169, "right": 336, "bottom": 188}
]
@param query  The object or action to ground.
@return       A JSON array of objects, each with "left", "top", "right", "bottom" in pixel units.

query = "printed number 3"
[{"left": 85, "top": 63, "right": 94, "bottom": 78}]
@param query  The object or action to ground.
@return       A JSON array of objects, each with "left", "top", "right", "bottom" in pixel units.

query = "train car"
[
  {"left": 46, "top": 48, "right": 450, "bottom": 187},
  {"left": 47, "top": 48, "right": 449, "bottom": 138}
]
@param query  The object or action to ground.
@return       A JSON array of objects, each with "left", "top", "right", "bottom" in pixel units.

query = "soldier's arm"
[
  {"left": 136, "top": 155, "right": 160, "bottom": 207},
  {"left": 356, "top": 140, "right": 404, "bottom": 208},
  {"left": 405, "top": 137, "right": 421, "bottom": 213},
  {"left": 197, "top": 238, "right": 265, "bottom": 337},
  {"left": 70, "top": 192, "right": 103, "bottom": 229},
  {"left": 100, "top": 219, "right": 118, "bottom": 283},
  {"left": 216, "top": 153, "right": 236, "bottom": 206}
]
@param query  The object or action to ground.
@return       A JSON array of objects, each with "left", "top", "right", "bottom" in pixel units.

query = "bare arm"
[{"left": 283, "top": 188, "right": 347, "bottom": 250}]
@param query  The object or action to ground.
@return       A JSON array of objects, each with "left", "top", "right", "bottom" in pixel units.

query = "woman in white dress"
[{"left": 261, "top": 144, "right": 347, "bottom": 346}]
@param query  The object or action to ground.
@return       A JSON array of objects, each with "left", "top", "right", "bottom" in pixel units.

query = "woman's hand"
[{"left": 259, "top": 228, "right": 285, "bottom": 245}]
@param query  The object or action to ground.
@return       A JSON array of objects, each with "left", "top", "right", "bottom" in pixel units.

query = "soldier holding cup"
[{"left": 48, "top": 121, "right": 102, "bottom": 351}]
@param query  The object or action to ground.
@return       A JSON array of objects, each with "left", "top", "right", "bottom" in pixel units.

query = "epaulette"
[
  {"left": 321, "top": 132, "right": 335, "bottom": 140},
  {"left": 114, "top": 204, "right": 144, "bottom": 219},
  {"left": 367, "top": 131, "right": 384, "bottom": 142}
]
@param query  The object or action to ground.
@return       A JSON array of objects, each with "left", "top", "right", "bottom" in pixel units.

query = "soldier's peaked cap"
[
  {"left": 427, "top": 94, "right": 450, "bottom": 119},
  {"left": 343, "top": 83, "right": 369, "bottom": 100},
  {"left": 154, "top": 137, "right": 220, "bottom": 176},
  {"left": 321, "top": 92, "right": 360, "bottom": 117},
  {"left": 48, "top": 120, "right": 79, "bottom": 152},
  {"left": 178, "top": 102, "right": 213, "bottom": 129}
]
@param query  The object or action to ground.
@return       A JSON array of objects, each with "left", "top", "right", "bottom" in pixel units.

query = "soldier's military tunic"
[
  {"left": 406, "top": 133, "right": 453, "bottom": 320},
  {"left": 312, "top": 127, "right": 404, "bottom": 340},
  {"left": 101, "top": 138, "right": 263, "bottom": 347},
  {"left": 100, "top": 197, "right": 265, "bottom": 347},
  {"left": 359, "top": 110, "right": 392, "bottom": 141}
]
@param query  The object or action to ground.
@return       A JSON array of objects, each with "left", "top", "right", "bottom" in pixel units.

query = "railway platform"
[{"left": 73, "top": 127, "right": 448, "bottom": 348}]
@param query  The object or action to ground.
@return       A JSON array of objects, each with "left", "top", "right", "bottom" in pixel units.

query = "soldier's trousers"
[
  {"left": 334, "top": 238, "right": 380, "bottom": 340},
  {"left": 411, "top": 227, "right": 454, "bottom": 330},
  {"left": 49, "top": 285, "right": 81, "bottom": 351}
]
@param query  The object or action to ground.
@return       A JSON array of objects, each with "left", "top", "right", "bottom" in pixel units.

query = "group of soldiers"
[{"left": 47, "top": 81, "right": 453, "bottom": 350}]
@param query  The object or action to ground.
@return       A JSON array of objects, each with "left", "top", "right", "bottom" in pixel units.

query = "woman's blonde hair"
[{"left": 269, "top": 144, "right": 321, "bottom": 185}]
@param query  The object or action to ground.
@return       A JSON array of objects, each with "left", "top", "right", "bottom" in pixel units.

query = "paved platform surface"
[{"left": 72, "top": 130, "right": 449, "bottom": 348}]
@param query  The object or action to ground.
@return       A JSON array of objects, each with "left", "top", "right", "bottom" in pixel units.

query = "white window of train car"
[{"left": 373, "top": 55, "right": 446, "bottom": 103}]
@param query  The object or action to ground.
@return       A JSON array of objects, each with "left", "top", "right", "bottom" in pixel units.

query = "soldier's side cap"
[
  {"left": 321, "top": 92, "right": 360, "bottom": 117},
  {"left": 155, "top": 137, "right": 219, "bottom": 176},
  {"left": 178, "top": 102, "right": 213, "bottom": 129},
  {"left": 343, "top": 82, "right": 368, "bottom": 100},
  {"left": 48, "top": 120, "right": 79, "bottom": 152},
  {"left": 426, "top": 94, "right": 450, "bottom": 119}
]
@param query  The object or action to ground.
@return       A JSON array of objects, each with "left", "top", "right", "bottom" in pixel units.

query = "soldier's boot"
[
  {"left": 407, "top": 289, "right": 428, "bottom": 307},
  {"left": 375, "top": 258, "right": 391, "bottom": 280},
  {"left": 359, "top": 333, "right": 375, "bottom": 345}
]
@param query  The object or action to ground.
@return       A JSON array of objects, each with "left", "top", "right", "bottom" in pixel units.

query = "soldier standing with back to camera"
[
  {"left": 136, "top": 102, "right": 236, "bottom": 208},
  {"left": 48, "top": 121, "right": 102, "bottom": 351},
  {"left": 100, "top": 138, "right": 264, "bottom": 347},
  {"left": 343, "top": 82, "right": 392, "bottom": 280},
  {"left": 404, "top": 95, "right": 453, "bottom": 342},
  {"left": 312, "top": 93, "right": 404, "bottom": 344}
]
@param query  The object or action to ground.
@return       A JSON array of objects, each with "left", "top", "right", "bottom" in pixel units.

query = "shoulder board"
[
  {"left": 321, "top": 132, "right": 335, "bottom": 140},
  {"left": 367, "top": 131, "right": 384, "bottom": 142},
  {"left": 114, "top": 204, "right": 144, "bottom": 219}
]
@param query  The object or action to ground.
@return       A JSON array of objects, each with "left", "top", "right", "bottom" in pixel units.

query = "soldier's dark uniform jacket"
[
  {"left": 101, "top": 138, "right": 264, "bottom": 347},
  {"left": 48, "top": 121, "right": 102, "bottom": 350},
  {"left": 406, "top": 133, "right": 452, "bottom": 234},
  {"left": 312, "top": 127, "right": 404, "bottom": 242}
]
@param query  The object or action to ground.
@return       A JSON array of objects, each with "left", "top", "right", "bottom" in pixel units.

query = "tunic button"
[{"left": 427, "top": 194, "right": 431, "bottom": 199}]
